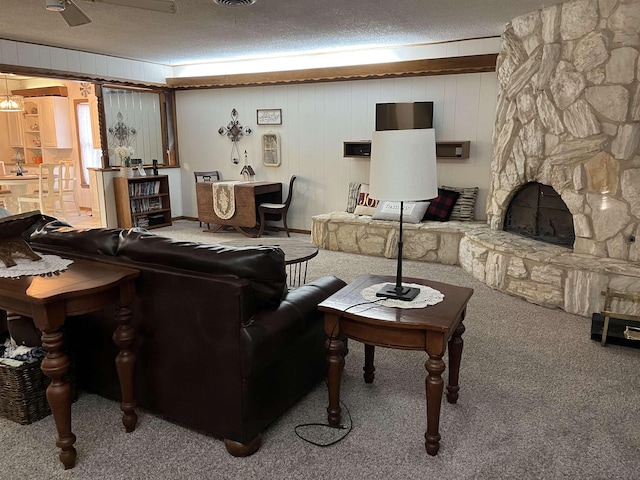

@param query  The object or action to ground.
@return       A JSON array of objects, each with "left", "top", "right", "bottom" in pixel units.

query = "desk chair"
[
  {"left": 194, "top": 170, "right": 221, "bottom": 228},
  {"left": 59, "top": 160, "right": 80, "bottom": 214},
  {"left": 257, "top": 175, "right": 296, "bottom": 238},
  {"left": 0, "top": 162, "right": 13, "bottom": 210},
  {"left": 17, "top": 163, "right": 67, "bottom": 221}
]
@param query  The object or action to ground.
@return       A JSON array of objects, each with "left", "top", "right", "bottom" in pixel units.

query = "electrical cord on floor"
[
  {"left": 294, "top": 399, "right": 353, "bottom": 447},
  {"left": 294, "top": 298, "right": 383, "bottom": 447}
]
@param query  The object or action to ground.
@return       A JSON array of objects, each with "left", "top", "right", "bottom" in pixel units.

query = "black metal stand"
[{"left": 376, "top": 201, "right": 420, "bottom": 301}]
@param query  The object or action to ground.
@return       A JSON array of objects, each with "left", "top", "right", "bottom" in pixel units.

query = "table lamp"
[{"left": 369, "top": 128, "right": 438, "bottom": 301}]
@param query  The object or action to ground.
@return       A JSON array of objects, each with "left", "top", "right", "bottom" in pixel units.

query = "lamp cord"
[{"left": 294, "top": 298, "right": 384, "bottom": 447}]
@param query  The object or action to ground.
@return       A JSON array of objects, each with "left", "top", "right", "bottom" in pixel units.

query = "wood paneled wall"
[{"left": 176, "top": 72, "right": 498, "bottom": 230}]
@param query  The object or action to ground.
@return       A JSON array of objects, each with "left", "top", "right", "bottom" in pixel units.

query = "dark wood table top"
[
  {"left": 220, "top": 238, "right": 319, "bottom": 265},
  {"left": 318, "top": 274, "right": 474, "bottom": 333},
  {"left": 0, "top": 259, "right": 140, "bottom": 330}
]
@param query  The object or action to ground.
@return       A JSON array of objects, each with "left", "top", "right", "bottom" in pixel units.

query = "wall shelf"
[
  {"left": 344, "top": 140, "right": 470, "bottom": 159},
  {"left": 436, "top": 141, "right": 470, "bottom": 159},
  {"left": 343, "top": 141, "right": 371, "bottom": 158}
]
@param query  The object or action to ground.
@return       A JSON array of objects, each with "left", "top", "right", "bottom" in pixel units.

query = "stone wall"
[{"left": 488, "top": 0, "right": 640, "bottom": 261}]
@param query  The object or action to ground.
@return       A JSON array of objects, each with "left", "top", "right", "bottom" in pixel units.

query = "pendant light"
[{"left": 0, "top": 74, "right": 24, "bottom": 112}]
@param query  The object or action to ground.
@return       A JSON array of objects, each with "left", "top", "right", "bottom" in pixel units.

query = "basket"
[
  {"left": 0, "top": 359, "right": 51, "bottom": 425},
  {"left": 0, "top": 358, "right": 76, "bottom": 425}
]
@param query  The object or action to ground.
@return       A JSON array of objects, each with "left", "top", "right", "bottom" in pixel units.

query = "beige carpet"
[{"left": 0, "top": 220, "right": 638, "bottom": 479}]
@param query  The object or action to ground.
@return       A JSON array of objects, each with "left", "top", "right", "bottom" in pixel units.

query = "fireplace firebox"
[{"left": 503, "top": 182, "right": 575, "bottom": 248}]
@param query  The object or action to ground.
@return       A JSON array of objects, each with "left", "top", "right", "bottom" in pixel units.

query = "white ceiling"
[{"left": 1, "top": 0, "right": 571, "bottom": 68}]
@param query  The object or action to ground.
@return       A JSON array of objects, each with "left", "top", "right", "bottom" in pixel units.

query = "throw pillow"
[
  {"left": 345, "top": 182, "right": 362, "bottom": 213},
  {"left": 353, "top": 191, "right": 379, "bottom": 216},
  {"left": 423, "top": 188, "right": 460, "bottom": 221},
  {"left": 372, "top": 201, "right": 429, "bottom": 223},
  {"left": 441, "top": 185, "right": 479, "bottom": 221}
]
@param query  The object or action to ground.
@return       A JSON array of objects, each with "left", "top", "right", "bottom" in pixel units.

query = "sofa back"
[{"left": 29, "top": 221, "right": 287, "bottom": 308}]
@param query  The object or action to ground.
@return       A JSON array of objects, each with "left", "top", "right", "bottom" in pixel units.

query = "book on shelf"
[{"left": 128, "top": 181, "right": 161, "bottom": 197}]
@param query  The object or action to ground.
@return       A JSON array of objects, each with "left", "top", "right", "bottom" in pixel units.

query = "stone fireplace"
[
  {"left": 504, "top": 182, "right": 575, "bottom": 247},
  {"left": 487, "top": 0, "right": 640, "bottom": 261},
  {"left": 314, "top": 0, "right": 640, "bottom": 318}
]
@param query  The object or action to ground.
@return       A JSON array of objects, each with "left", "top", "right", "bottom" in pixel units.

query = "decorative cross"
[{"left": 218, "top": 108, "right": 252, "bottom": 164}]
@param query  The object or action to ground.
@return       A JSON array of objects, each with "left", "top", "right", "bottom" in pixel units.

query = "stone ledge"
[{"left": 311, "top": 212, "right": 640, "bottom": 318}]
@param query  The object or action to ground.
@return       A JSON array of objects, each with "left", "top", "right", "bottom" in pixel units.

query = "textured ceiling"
[{"left": 1, "top": 0, "right": 571, "bottom": 67}]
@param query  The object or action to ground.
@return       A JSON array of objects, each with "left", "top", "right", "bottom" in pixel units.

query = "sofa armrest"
[{"left": 239, "top": 275, "right": 346, "bottom": 377}]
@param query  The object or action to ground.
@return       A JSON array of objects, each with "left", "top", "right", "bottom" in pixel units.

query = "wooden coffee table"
[
  {"left": 317, "top": 274, "right": 474, "bottom": 455},
  {"left": 220, "top": 238, "right": 318, "bottom": 287}
]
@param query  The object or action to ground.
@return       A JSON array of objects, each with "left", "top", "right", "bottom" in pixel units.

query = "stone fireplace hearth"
[{"left": 488, "top": 0, "right": 640, "bottom": 262}]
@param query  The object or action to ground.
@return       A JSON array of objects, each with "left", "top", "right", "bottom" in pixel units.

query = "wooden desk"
[
  {"left": 196, "top": 181, "right": 281, "bottom": 237},
  {"left": 0, "top": 259, "right": 140, "bottom": 469},
  {"left": 318, "top": 274, "right": 473, "bottom": 456}
]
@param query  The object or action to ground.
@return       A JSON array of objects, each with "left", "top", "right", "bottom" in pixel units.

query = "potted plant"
[{"left": 115, "top": 146, "right": 134, "bottom": 178}]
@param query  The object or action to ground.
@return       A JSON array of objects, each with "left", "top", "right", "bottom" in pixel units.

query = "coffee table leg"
[
  {"left": 41, "top": 330, "right": 77, "bottom": 470},
  {"left": 113, "top": 302, "right": 138, "bottom": 433},
  {"left": 326, "top": 318, "right": 345, "bottom": 426},
  {"left": 363, "top": 344, "right": 375, "bottom": 383},
  {"left": 447, "top": 321, "right": 465, "bottom": 403},
  {"left": 424, "top": 352, "right": 445, "bottom": 456}
]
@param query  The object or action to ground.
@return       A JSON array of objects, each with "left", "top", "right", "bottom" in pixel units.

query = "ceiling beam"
[{"left": 167, "top": 53, "right": 498, "bottom": 89}]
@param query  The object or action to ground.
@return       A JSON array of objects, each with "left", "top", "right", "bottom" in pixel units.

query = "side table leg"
[
  {"left": 363, "top": 344, "right": 375, "bottom": 383},
  {"left": 326, "top": 333, "right": 345, "bottom": 426},
  {"left": 112, "top": 303, "right": 138, "bottom": 432},
  {"left": 424, "top": 354, "right": 445, "bottom": 456},
  {"left": 41, "top": 330, "right": 77, "bottom": 470},
  {"left": 446, "top": 321, "right": 465, "bottom": 404}
]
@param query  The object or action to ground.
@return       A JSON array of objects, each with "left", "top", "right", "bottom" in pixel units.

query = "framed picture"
[{"left": 257, "top": 109, "right": 282, "bottom": 125}]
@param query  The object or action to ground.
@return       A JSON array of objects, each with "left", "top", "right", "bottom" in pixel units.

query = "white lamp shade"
[{"left": 369, "top": 128, "right": 438, "bottom": 202}]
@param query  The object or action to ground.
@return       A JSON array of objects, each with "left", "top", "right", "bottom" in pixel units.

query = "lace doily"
[
  {"left": 361, "top": 282, "right": 445, "bottom": 309},
  {"left": 0, "top": 254, "right": 74, "bottom": 279}
]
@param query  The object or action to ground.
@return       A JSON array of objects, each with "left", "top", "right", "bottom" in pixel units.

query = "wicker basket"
[
  {"left": 0, "top": 359, "right": 51, "bottom": 425},
  {"left": 0, "top": 358, "right": 76, "bottom": 425}
]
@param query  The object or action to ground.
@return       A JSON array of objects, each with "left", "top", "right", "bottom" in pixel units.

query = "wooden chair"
[
  {"left": 194, "top": 170, "right": 221, "bottom": 228},
  {"left": 17, "top": 163, "right": 67, "bottom": 221},
  {"left": 194, "top": 171, "right": 221, "bottom": 183},
  {"left": 258, "top": 175, "right": 296, "bottom": 238},
  {"left": 59, "top": 160, "right": 80, "bottom": 214},
  {"left": 0, "top": 162, "right": 13, "bottom": 210}
]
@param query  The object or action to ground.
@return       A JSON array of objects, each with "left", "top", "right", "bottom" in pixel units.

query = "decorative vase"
[{"left": 120, "top": 166, "right": 134, "bottom": 178}]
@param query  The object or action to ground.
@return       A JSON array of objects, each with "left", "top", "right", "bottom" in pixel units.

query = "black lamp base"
[{"left": 376, "top": 283, "right": 420, "bottom": 301}]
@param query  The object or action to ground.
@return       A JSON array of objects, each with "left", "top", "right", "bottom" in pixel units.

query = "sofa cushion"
[
  {"left": 116, "top": 230, "right": 287, "bottom": 308},
  {"left": 353, "top": 191, "right": 379, "bottom": 216},
  {"left": 372, "top": 201, "right": 429, "bottom": 223},
  {"left": 423, "top": 188, "right": 460, "bottom": 221},
  {"left": 29, "top": 221, "right": 127, "bottom": 256},
  {"left": 441, "top": 185, "right": 478, "bottom": 221}
]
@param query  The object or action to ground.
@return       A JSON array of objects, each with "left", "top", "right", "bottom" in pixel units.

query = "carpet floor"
[{"left": 0, "top": 220, "right": 638, "bottom": 479}]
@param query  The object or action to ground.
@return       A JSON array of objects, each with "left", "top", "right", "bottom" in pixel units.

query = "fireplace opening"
[{"left": 503, "top": 182, "right": 575, "bottom": 247}]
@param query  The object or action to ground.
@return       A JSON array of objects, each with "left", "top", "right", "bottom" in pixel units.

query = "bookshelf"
[{"left": 113, "top": 175, "right": 172, "bottom": 229}]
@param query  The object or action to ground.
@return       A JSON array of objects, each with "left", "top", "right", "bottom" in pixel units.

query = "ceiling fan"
[{"left": 45, "top": 0, "right": 177, "bottom": 27}]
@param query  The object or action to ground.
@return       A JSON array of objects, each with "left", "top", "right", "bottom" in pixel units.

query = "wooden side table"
[
  {"left": 318, "top": 274, "right": 473, "bottom": 455},
  {"left": 0, "top": 259, "right": 140, "bottom": 469}
]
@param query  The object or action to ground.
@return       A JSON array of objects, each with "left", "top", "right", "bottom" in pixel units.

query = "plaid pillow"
[
  {"left": 423, "top": 188, "right": 460, "bottom": 221},
  {"left": 440, "top": 185, "right": 478, "bottom": 221}
]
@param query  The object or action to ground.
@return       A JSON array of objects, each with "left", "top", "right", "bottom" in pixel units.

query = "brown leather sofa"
[{"left": 25, "top": 218, "right": 346, "bottom": 456}]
